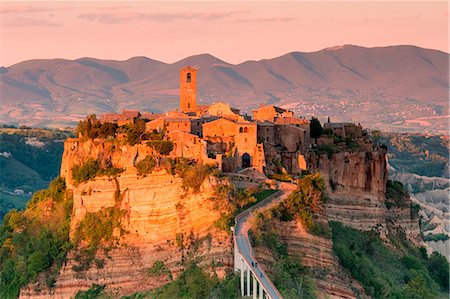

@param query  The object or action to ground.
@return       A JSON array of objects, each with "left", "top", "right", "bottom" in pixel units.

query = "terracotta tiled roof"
[
  {"left": 101, "top": 113, "right": 120, "bottom": 122},
  {"left": 141, "top": 112, "right": 163, "bottom": 120},
  {"left": 120, "top": 110, "right": 140, "bottom": 119},
  {"left": 274, "top": 116, "right": 309, "bottom": 125}
]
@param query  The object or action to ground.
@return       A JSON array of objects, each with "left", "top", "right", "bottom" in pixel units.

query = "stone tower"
[{"left": 180, "top": 66, "right": 197, "bottom": 113}]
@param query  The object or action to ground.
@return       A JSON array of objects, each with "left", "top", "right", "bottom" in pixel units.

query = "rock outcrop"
[
  {"left": 389, "top": 167, "right": 450, "bottom": 260},
  {"left": 253, "top": 219, "right": 368, "bottom": 299},
  {"left": 309, "top": 150, "right": 388, "bottom": 230},
  {"left": 308, "top": 149, "right": 420, "bottom": 245},
  {"left": 20, "top": 139, "right": 232, "bottom": 298}
]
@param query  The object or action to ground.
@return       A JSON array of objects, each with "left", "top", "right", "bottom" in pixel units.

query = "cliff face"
[
  {"left": 253, "top": 218, "right": 368, "bottom": 299},
  {"left": 309, "top": 150, "right": 388, "bottom": 231},
  {"left": 21, "top": 139, "right": 232, "bottom": 298},
  {"left": 308, "top": 150, "right": 420, "bottom": 244}
]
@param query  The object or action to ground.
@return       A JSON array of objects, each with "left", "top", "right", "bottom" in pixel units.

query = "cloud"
[
  {"left": 77, "top": 10, "right": 248, "bottom": 24},
  {"left": 0, "top": 5, "right": 53, "bottom": 14},
  {"left": 3, "top": 17, "right": 61, "bottom": 27},
  {"left": 236, "top": 17, "right": 296, "bottom": 23},
  {"left": 363, "top": 14, "right": 422, "bottom": 23}
]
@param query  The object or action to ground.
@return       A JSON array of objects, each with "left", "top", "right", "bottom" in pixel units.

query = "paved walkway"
[{"left": 234, "top": 189, "right": 292, "bottom": 299}]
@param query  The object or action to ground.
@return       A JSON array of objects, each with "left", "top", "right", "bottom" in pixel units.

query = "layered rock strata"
[
  {"left": 20, "top": 139, "right": 232, "bottom": 298},
  {"left": 253, "top": 219, "right": 368, "bottom": 299}
]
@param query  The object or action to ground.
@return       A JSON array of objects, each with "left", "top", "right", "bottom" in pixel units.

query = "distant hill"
[
  {"left": 1, "top": 45, "right": 448, "bottom": 133},
  {"left": 0, "top": 127, "right": 73, "bottom": 221}
]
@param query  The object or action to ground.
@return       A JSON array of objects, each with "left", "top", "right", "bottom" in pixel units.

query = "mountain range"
[{"left": 0, "top": 45, "right": 448, "bottom": 133}]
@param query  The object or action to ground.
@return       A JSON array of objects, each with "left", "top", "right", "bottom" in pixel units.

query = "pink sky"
[{"left": 0, "top": 1, "right": 448, "bottom": 67}]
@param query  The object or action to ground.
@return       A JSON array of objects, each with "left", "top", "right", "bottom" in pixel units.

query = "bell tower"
[{"left": 180, "top": 66, "right": 197, "bottom": 113}]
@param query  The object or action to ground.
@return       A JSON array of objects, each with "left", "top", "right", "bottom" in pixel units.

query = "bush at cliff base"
[
  {"left": 0, "top": 177, "right": 73, "bottom": 298},
  {"left": 330, "top": 221, "right": 449, "bottom": 298}
]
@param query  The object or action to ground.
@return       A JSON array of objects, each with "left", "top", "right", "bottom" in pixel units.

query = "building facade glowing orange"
[{"left": 180, "top": 66, "right": 197, "bottom": 113}]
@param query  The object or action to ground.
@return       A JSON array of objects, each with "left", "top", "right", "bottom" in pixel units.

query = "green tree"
[
  {"left": 98, "top": 122, "right": 118, "bottom": 138},
  {"left": 125, "top": 119, "right": 146, "bottom": 145},
  {"left": 428, "top": 252, "right": 449, "bottom": 291},
  {"left": 72, "top": 159, "right": 100, "bottom": 184},
  {"left": 310, "top": 117, "right": 323, "bottom": 143},
  {"left": 371, "top": 130, "right": 381, "bottom": 147},
  {"left": 135, "top": 156, "right": 156, "bottom": 175}
]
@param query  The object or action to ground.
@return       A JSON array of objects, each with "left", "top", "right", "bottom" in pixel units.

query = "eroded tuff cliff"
[
  {"left": 308, "top": 150, "right": 420, "bottom": 244},
  {"left": 20, "top": 139, "right": 232, "bottom": 298},
  {"left": 253, "top": 218, "right": 368, "bottom": 299}
]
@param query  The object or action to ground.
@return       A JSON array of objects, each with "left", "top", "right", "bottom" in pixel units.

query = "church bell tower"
[{"left": 180, "top": 66, "right": 197, "bottom": 113}]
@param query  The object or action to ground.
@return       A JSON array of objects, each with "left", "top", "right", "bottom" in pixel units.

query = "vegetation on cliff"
[
  {"left": 76, "top": 115, "right": 118, "bottom": 140},
  {"left": 253, "top": 174, "right": 330, "bottom": 239},
  {"left": 331, "top": 221, "right": 449, "bottom": 298},
  {"left": 246, "top": 174, "right": 332, "bottom": 298},
  {"left": 74, "top": 263, "right": 241, "bottom": 299},
  {"left": 0, "top": 177, "right": 72, "bottom": 298},
  {"left": 250, "top": 220, "right": 317, "bottom": 298},
  {"left": 209, "top": 181, "right": 259, "bottom": 231},
  {"left": 72, "top": 178, "right": 127, "bottom": 272},
  {"left": 71, "top": 158, "right": 124, "bottom": 185},
  {"left": 385, "top": 180, "right": 410, "bottom": 209}
]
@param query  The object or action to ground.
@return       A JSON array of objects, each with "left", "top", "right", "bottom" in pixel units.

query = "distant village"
[{"left": 96, "top": 66, "right": 369, "bottom": 175}]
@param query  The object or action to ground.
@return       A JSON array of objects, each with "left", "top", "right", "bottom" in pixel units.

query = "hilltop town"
[
  {"left": 4, "top": 66, "right": 447, "bottom": 299},
  {"left": 85, "top": 66, "right": 368, "bottom": 178}
]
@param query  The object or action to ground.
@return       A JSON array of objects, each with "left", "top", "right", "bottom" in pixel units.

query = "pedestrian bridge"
[{"left": 233, "top": 191, "right": 288, "bottom": 299}]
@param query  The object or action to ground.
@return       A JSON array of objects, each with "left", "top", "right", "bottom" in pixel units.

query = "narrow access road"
[{"left": 234, "top": 189, "right": 292, "bottom": 299}]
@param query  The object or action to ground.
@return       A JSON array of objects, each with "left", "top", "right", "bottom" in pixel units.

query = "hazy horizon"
[
  {"left": 3, "top": 43, "right": 449, "bottom": 68},
  {"left": 0, "top": 1, "right": 448, "bottom": 67}
]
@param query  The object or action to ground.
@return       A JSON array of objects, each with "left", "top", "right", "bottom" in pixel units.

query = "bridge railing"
[{"left": 233, "top": 190, "right": 285, "bottom": 299}]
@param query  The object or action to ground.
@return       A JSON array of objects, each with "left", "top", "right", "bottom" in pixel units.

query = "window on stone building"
[
  {"left": 245, "top": 138, "right": 248, "bottom": 142},
  {"left": 187, "top": 73, "right": 191, "bottom": 82},
  {"left": 266, "top": 137, "right": 269, "bottom": 142},
  {"left": 244, "top": 127, "right": 248, "bottom": 133},
  {"left": 188, "top": 103, "right": 191, "bottom": 109},
  {"left": 239, "top": 127, "right": 243, "bottom": 133}
]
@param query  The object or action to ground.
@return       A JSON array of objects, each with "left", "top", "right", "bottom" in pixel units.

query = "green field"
[
  {"left": 0, "top": 190, "right": 28, "bottom": 221},
  {"left": 0, "top": 126, "right": 73, "bottom": 221}
]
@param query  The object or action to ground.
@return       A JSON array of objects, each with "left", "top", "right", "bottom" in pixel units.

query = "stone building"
[
  {"left": 253, "top": 104, "right": 294, "bottom": 122},
  {"left": 118, "top": 110, "right": 141, "bottom": 126},
  {"left": 180, "top": 66, "right": 197, "bottom": 114},
  {"left": 207, "top": 102, "right": 241, "bottom": 121},
  {"left": 323, "top": 122, "right": 363, "bottom": 139},
  {"left": 189, "top": 116, "right": 218, "bottom": 137},
  {"left": 274, "top": 116, "right": 309, "bottom": 128},
  {"left": 100, "top": 110, "right": 141, "bottom": 125},
  {"left": 202, "top": 118, "right": 262, "bottom": 170},
  {"left": 145, "top": 111, "right": 191, "bottom": 134}
]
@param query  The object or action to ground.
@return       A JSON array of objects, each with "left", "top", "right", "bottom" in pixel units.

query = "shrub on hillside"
[
  {"left": 135, "top": 156, "right": 156, "bottom": 175},
  {"left": 124, "top": 119, "right": 146, "bottom": 145},
  {"left": 71, "top": 159, "right": 124, "bottom": 184},
  {"left": 0, "top": 177, "right": 72, "bottom": 298},
  {"left": 26, "top": 176, "right": 66, "bottom": 208},
  {"left": 147, "top": 140, "right": 174, "bottom": 156},
  {"left": 76, "top": 115, "right": 118, "bottom": 139},
  {"left": 385, "top": 180, "right": 409, "bottom": 209},
  {"left": 74, "top": 284, "right": 108, "bottom": 299},
  {"left": 330, "top": 221, "right": 449, "bottom": 298},
  {"left": 180, "top": 164, "right": 211, "bottom": 193},
  {"left": 277, "top": 174, "right": 330, "bottom": 238},
  {"left": 72, "top": 159, "right": 99, "bottom": 184}
]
